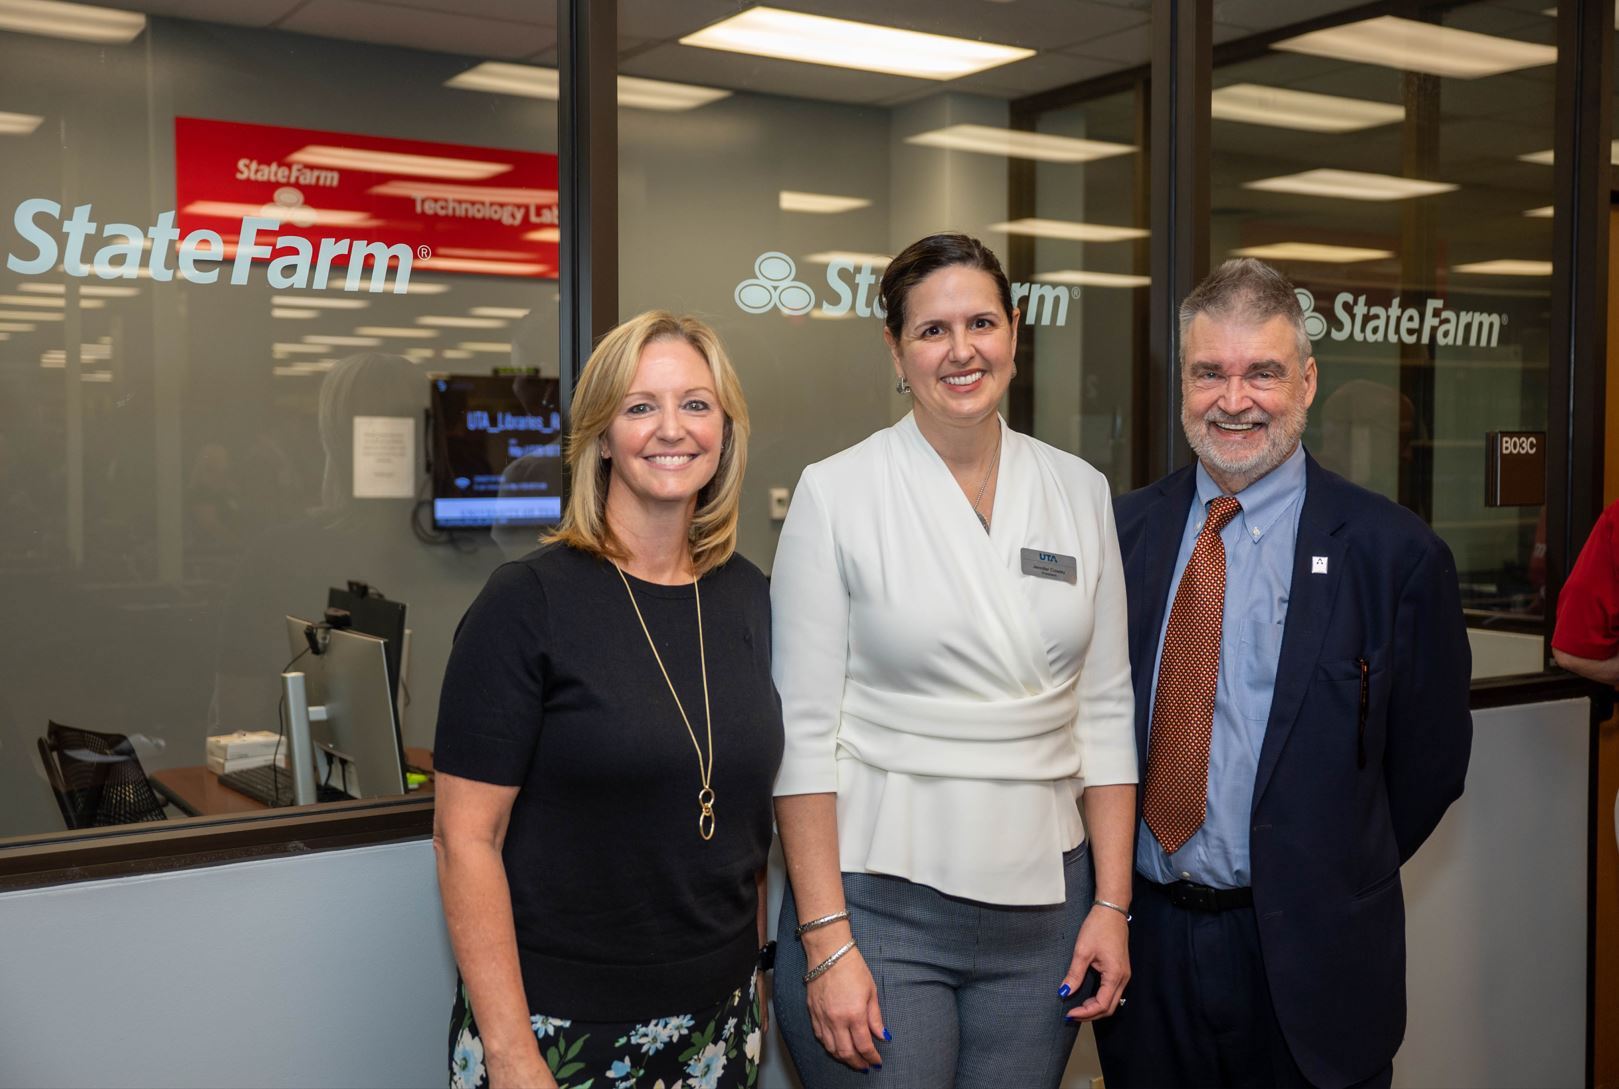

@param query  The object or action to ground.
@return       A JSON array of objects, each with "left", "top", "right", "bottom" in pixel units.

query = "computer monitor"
[
  {"left": 326, "top": 583, "right": 406, "bottom": 700},
  {"left": 283, "top": 616, "right": 407, "bottom": 800},
  {"left": 429, "top": 373, "right": 563, "bottom": 529}
]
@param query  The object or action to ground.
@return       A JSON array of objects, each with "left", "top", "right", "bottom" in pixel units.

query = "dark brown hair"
[{"left": 879, "top": 232, "right": 1015, "bottom": 340}]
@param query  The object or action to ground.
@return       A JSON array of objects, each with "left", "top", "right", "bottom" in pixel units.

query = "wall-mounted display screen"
[{"left": 428, "top": 374, "right": 562, "bottom": 529}]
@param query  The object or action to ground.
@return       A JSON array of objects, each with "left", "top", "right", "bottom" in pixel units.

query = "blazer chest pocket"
[{"left": 1315, "top": 649, "right": 1392, "bottom": 769}]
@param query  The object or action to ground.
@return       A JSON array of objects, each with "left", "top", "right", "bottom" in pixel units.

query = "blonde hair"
[{"left": 546, "top": 310, "right": 749, "bottom": 575}]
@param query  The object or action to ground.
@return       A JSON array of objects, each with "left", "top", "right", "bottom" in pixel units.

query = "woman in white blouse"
[{"left": 771, "top": 233, "right": 1138, "bottom": 1089}]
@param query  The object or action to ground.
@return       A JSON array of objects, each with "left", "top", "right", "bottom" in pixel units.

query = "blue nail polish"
[
  {"left": 1058, "top": 983, "right": 1071, "bottom": 998},
  {"left": 882, "top": 1029, "right": 892, "bottom": 1042}
]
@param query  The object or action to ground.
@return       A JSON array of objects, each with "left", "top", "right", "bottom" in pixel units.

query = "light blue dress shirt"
[{"left": 1136, "top": 444, "right": 1308, "bottom": 889}]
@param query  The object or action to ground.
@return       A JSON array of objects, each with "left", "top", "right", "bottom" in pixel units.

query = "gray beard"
[{"left": 1183, "top": 401, "right": 1307, "bottom": 488}]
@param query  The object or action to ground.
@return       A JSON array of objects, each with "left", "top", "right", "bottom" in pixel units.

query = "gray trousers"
[{"left": 775, "top": 843, "right": 1094, "bottom": 1089}]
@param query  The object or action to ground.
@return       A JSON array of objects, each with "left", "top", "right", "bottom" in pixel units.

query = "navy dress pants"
[{"left": 1093, "top": 877, "right": 1393, "bottom": 1089}]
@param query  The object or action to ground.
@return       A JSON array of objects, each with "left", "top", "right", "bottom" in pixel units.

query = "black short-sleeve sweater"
[{"left": 434, "top": 543, "right": 784, "bottom": 1021}]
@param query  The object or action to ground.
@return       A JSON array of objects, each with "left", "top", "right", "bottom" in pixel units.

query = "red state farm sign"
[{"left": 174, "top": 116, "right": 558, "bottom": 281}]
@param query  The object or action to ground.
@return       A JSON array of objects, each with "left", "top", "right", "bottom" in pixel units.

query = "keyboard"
[{"left": 218, "top": 764, "right": 353, "bottom": 807}]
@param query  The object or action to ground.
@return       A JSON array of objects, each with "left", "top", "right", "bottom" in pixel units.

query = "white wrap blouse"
[{"left": 771, "top": 413, "right": 1138, "bottom": 906}]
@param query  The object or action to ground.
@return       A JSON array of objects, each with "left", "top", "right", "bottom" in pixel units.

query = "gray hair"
[{"left": 1177, "top": 258, "right": 1312, "bottom": 369}]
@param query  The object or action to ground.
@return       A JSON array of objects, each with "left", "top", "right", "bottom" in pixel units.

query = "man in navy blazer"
[{"left": 1093, "top": 259, "right": 1472, "bottom": 1089}]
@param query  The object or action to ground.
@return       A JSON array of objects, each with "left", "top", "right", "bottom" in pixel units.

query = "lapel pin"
[{"left": 1311, "top": 556, "right": 1329, "bottom": 574}]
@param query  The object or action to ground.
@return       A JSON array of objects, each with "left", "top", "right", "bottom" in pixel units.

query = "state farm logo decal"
[
  {"left": 734, "top": 252, "right": 815, "bottom": 316},
  {"left": 734, "top": 251, "right": 1074, "bottom": 326},
  {"left": 1295, "top": 287, "right": 1506, "bottom": 348}
]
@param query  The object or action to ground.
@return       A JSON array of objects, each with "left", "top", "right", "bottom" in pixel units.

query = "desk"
[{"left": 152, "top": 747, "right": 433, "bottom": 817}]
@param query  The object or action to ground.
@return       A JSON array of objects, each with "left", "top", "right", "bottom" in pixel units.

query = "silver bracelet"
[
  {"left": 802, "top": 939, "right": 857, "bottom": 985},
  {"left": 793, "top": 909, "right": 850, "bottom": 941},
  {"left": 1093, "top": 898, "right": 1132, "bottom": 923}
]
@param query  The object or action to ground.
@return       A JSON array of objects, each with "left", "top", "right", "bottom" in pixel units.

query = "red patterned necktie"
[{"left": 1143, "top": 494, "right": 1242, "bottom": 855}]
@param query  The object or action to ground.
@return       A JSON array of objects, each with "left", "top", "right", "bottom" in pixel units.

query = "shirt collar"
[{"left": 1194, "top": 443, "right": 1307, "bottom": 543}]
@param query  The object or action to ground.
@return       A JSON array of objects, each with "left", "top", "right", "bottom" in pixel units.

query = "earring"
[
  {"left": 895, "top": 376, "right": 911, "bottom": 394},
  {"left": 598, "top": 442, "right": 610, "bottom": 460}
]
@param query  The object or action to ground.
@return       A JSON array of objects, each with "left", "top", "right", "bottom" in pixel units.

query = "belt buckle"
[{"left": 1170, "top": 880, "right": 1216, "bottom": 912}]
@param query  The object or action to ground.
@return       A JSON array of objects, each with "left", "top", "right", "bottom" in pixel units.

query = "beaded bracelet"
[
  {"left": 803, "top": 939, "right": 857, "bottom": 985},
  {"left": 793, "top": 909, "right": 850, "bottom": 941}
]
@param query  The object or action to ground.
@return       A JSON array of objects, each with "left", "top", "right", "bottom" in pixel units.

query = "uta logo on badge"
[{"left": 1311, "top": 556, "right": 1329, "bottom": 574}]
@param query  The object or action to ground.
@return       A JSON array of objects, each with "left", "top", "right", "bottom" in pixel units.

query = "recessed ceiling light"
[
  {"left": 1210, "top": 83, "right": 1403, "bottom": 133},
  {"left": 182, "top": 201, "right": 378, "bottom": 227},
  {"left": 804, "top": 251, "right": 892, "bottom": 266},
  {"left": 990, "top": 218, "right": 1148, "bottom": 243},
  {"left": 416, "top": 316, "right": 507, "bottom": 328},
  {"left": 287, "top": 145, "right": 512, "bottom": 181},
  {"left": 0, "top": 321, "right": 36, "bottom": 332},
  {"left": 1524, "top": 205, "right": 1554, "bottom": 218},
  {"left": 80, "top": 370, "right": 113, "bottom": 382},
  {"left": 1231, "top": 242, "right": 1395, "bottom": 263},
  {"left": 446, "top": 62, "right": 730, "bottom": 111},
  {"left": 905, "top": 124, "right": 1134, "bottom": 163},
  {"left": 1273, "top": 16, "right": 1557, "bottom": 79},
  {"left": 272, "top": 308, "right": 320, "bottom": 319},
  {"left": 304, "top": 335, "right": 384, "bottom": 346},
  {"left": 470, "top": 307, "right": 529, "bottom": 319},
  {"left": 1517, "top": 140, "right": 1619, "bottom": 165},
  {"left": 524, "top": 227, "right": 560, "bottom": 243},
  {"left": 780, "top": 191, "right": 873, "bottom": 214},
  {"left": 1243, "top": 168, "right": 1457, "bottom": 201},
  {"left": 271, "top": 294, "right": 369, "bottom": 309},
  {"left": 273, "top": 343, "right": 330, "bottom": 355},
  {"left": 1034, "top": 270, "right": 1149, "bottom": 288},
  {"left": 0, "top": 110, "right": 44, "bottom": 135},
  {"left": 355, "top": 326, "right": 439, "bottom": 338},
  {"left": 18, "top": 281, "right": 140, "bottom": 297},
  {"left": 458, "top": 342, "right": 512, "bottom": 353},
  {"left": 0, "top": 293, "right": 103, "bottom": 308},
  {"left": 0, "top": 0, "right": 144, "bottom": 44},
  {"left": 679, "top": 6, "right": 1032, "bottom": 80},
  {"left": 1453, "top": 259, "right": 1554, "bottom": 275},
  {"left": 0, "top": 309, "right": 63, "bottom": 320},
  {"left": 440, "top": 349, "right": 475, "bottom": 360}
]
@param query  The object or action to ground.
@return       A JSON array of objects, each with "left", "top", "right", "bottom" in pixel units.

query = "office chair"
[
  {"left": 41, "top": 721, "right": 169, "bottom": 829},
  {"left": 36, "top": 737, "right": 74, "bottom": 828}
]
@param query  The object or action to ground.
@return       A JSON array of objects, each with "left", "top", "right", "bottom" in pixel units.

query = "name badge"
[{"left": 1021, "top": 548, "right": 1077, "bottom": 584}]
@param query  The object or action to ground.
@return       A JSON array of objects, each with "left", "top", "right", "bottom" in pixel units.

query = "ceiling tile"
[
  {"left": 280, "top": 0, "right": 552, "bottom": 59},
  {"left": 90, "top": 0, "right": 305, "bottom": 26},
  {"left": 1061, "top": 23, "right": 1152, "bottom": 65}
]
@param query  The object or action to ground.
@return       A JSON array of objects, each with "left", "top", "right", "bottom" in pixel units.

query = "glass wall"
[
  {"left": 1208, "top": 2, "right": 1558, "bottom": 672},
  {"left": 1, "top": 6, "right": 559, "bottom": 837},
  {"left": 613, "top": 1, "right": 1150, "bottom": 570}
]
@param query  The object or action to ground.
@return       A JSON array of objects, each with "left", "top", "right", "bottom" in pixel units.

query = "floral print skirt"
[{"left": 448, "top": 971, "right": 762, "bottom": 1089}]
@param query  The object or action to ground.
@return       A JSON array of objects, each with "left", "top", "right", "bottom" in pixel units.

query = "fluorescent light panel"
[
  {"left": 469, "top": 306, "right": 529, "bottom": 318},
  {"left": 0, "top": 321, "right": 35, "bottom": 332},
  {"left": 680, "top": 6, "right": 1032, "bottom": 80},
  {"left": 1035, "top": 270, "right": 1149, "bottom": 288},
  {"left": 1518, "top": 140, "right": 1619, "bottom": 165},
  {"left": 0, "top": 309, "right": 62, "bottom": 320},
  {"left": 458, "top": 342, "right": 511, "bottom": 353},
  {"left": 446, "top": 62, "right": 730, "bottom": 111},
  {"left": 416, "top": 316, "right": 507, "bottom": 328},
  {"left": 1273, "top": 16, "right": 1557, "bottom": 79},
  {"left": 272, "top": 308, "right": 319, "bottom": 319},
  {"left": 906, "top": 124, "right": 1134, "bottom": 164},
  {"left": 287, "top": 145, "right": 512, "bottom": 181},
  {"left": 0, "top": 293, "right": 103, "bottom": 308},
  {"left": 805, "top": 251, "right": 892, "bottom": 266},
  {"left": 1524, "top": 205, "right": 1554, "bottom": 218},
  {"left": 1210, "top": 83, "right": 1403, "bottom": 133},
  {"left": 0, "top": 0, "right": 145, "bottom": 44},
  {"left": 304, "top": 335, "right": 383, "bottom": 346},
  {"left": 991, "top": 218, "right": 1147, "bottom": 243},
  {"left": 1243, "top": 168, "right": 1457, "bottom": 201},
  {"left": 0, "top": 110, "right": 44, "bottom": 135},
  {"left": 355, "top": 326, "right": 438, "bottom": 338},
  {"left": 1453, "top": 259, "right": 1554, "bottom": 275},
  {"left": 271, "top": 294, "right": 368, "bottom": 309},
  {"left": 1231, "top": 242, "right": 1395, "bottom": 263},
  {"left": 780, "top": 191, "right": 872, "bottom": 214},
  {"left": 18, "top": 281, "right": 138, "bottom": 297}
]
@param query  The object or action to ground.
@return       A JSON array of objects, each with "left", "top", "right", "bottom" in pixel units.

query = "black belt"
[{"left": 1143, "top": 877, "right": 1254, "bottom": 913}]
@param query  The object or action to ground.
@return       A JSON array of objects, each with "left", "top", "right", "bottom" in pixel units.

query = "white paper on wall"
[{"left": 352, "top": 415, "right": 415, "bottom": 499}]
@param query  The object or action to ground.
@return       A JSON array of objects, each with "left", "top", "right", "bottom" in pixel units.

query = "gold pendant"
[{"left": 698, "top": 787, "right": 716, "bottom": 841}]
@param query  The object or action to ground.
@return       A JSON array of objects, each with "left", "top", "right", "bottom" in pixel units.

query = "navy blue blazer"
[{"left": 1114, "top": 453, "right": 1472, "bottom": 1088}]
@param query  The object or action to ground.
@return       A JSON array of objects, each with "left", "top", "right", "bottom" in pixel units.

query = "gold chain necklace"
[{"left": 614, "top": 563, "right": 716, "bottom": 841}]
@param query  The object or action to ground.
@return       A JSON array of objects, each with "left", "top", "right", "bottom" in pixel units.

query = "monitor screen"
[{"left": 429, "top": 374, "right": 563, "bottom": 529}]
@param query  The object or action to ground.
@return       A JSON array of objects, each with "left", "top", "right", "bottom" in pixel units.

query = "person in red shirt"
[{"left": 1552, "top": 498, "right": 1619, "bottom": 685}]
